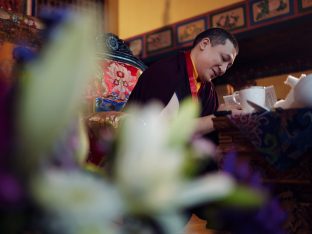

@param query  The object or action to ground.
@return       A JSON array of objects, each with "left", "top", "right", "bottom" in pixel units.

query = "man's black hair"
[{"left": 192, "top": 27, "right": 239, "bottom": 53}]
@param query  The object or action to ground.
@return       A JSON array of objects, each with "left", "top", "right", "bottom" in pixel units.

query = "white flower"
[
  {"left": 174, "top": 172, "right": 234, "bottom": 207},
  {"left": 115, "top": 100, "right": 235, "bottom": 214},
  {"left": 16, "top": 10, "right": 98, "bottom": 169},
  {"left": 31, "top": 170, "right": 123, "bottom": 223},
  {"left": 116, "top": 103, "right": 184, "bottom": 213}
]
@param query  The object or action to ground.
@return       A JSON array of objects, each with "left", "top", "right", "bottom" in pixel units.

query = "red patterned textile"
[
  {"left": 85, "top": 58, "right": 142, "bottom": 112},
  {"left": 100, "top": 59, "right": 142, "bottom": 100}
]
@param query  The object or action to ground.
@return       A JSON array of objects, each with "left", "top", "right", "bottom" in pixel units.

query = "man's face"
[{"left": 195, "top": 38, "right": 237, "bottom": 82}]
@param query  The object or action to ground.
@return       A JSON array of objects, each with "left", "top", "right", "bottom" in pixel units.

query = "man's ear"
[{"left": 199, "top": 37, "right": 211, "bottom": 50}]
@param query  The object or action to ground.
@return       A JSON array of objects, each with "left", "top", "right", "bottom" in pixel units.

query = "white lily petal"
[
  {"left": 17, "top": 11, "right": 97, "bottom": 165},
  {"left": 115, "top": 104, "right": 186, "bottom": 212},
  {"left": 75, "top": 115, "right": 90, "bottom": 164},
  {"left": 173, "top": 172, "right": 235, "bottom": 208},
  {"left": 31, "top": 170, "right": 124, "bottom": 221},
  {"left": 155, "top": 213, "right": 186, "bottom": 234},
  {"left": 66, "top": 221, "right": 119, "bottom": 234},
  {"left": 167, "top": 98, "right": 199, "bottom": 146}
]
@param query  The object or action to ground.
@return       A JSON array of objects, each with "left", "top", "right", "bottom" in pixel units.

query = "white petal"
[{"left": 173, "top": 172, "right": 235, "bottom": 208}]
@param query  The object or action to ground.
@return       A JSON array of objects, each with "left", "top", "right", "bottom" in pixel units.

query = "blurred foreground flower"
[
  {"left": 16, "top": 8, "right": 97, "bottom": 173},
  {"left": 1, "top": 7, "right": 98, "bottom": 233},
  {"left": 30, "top": 100, "right": 241, "bottom": 234},
  {"left": 115, "top": 101, "right": 235, "bottom": 214},
  {"left": 108, "top": 100, "right": 266, "bottom": 233},
  {"left": 31, "top": 170, "right": 123, "bottom": 234}
]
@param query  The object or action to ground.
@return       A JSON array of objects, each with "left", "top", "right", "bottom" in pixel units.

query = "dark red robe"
[{"left": 126, "top": 51, "right": 219, "bottom": 117}]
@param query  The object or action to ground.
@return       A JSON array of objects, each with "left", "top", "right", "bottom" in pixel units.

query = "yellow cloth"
[{"left": 190, "top": 56, "right": 201, "bottom": 91}]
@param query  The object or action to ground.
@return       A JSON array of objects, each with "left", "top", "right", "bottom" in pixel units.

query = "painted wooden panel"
[
  {"left": 176, "top": 18, "right": 206, "bottom": 44},
  {"left": 146, "top": 28, "right": 173, "bottom": 54},
  {"left": 210, "top": 5, "right": 246, "bottom": 31}
]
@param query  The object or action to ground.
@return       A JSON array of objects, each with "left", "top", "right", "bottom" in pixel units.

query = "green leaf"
[{"left": 219, "top": 185, "right": 265, "bottom": 208}]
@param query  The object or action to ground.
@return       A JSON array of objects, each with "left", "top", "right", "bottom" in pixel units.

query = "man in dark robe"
[
  {"left": 126, "top": 51, "right": 219, "bottom": 115},
  {"left": 126, "top": 28, "right": 240, "bottom": 138},
  {"left": 126, "top": 28, "right": 241, "bottom": 224}
]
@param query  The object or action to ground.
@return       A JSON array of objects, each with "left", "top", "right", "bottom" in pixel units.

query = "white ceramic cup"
[
  {"left": 232, "top": 86, "right": 266, "bottom": 113},
  {"left": 223, "top": 93, "right": 240, "bottom": 106}
]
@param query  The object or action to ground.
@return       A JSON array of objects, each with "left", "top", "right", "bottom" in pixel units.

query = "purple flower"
[
  {"left": 0, "top": 46, "right": 25, "bottom": 210},
  {"left": 214, "top": 152, "right": 287, "bottom": 234},
  {"left": 222, "top": 151, "right": 263, "bottom": 188},
  {"left": 0, "top": 172, "right": 23, "bottom": 206}
]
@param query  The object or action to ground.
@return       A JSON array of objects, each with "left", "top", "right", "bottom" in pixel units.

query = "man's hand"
[
  {"left": 193, "top": 104, "right": 243, "bottom": 136},
  {"left": 218, "top": 103, "right": 243, "bottom": 116}
]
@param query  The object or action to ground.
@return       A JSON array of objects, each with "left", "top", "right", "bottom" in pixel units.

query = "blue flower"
[
  {"left": 13, "top": 46, "right": 37, "bottom": 64},
  {"left": 38, "top": 8, "right": 72, "bottom": 42}
]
